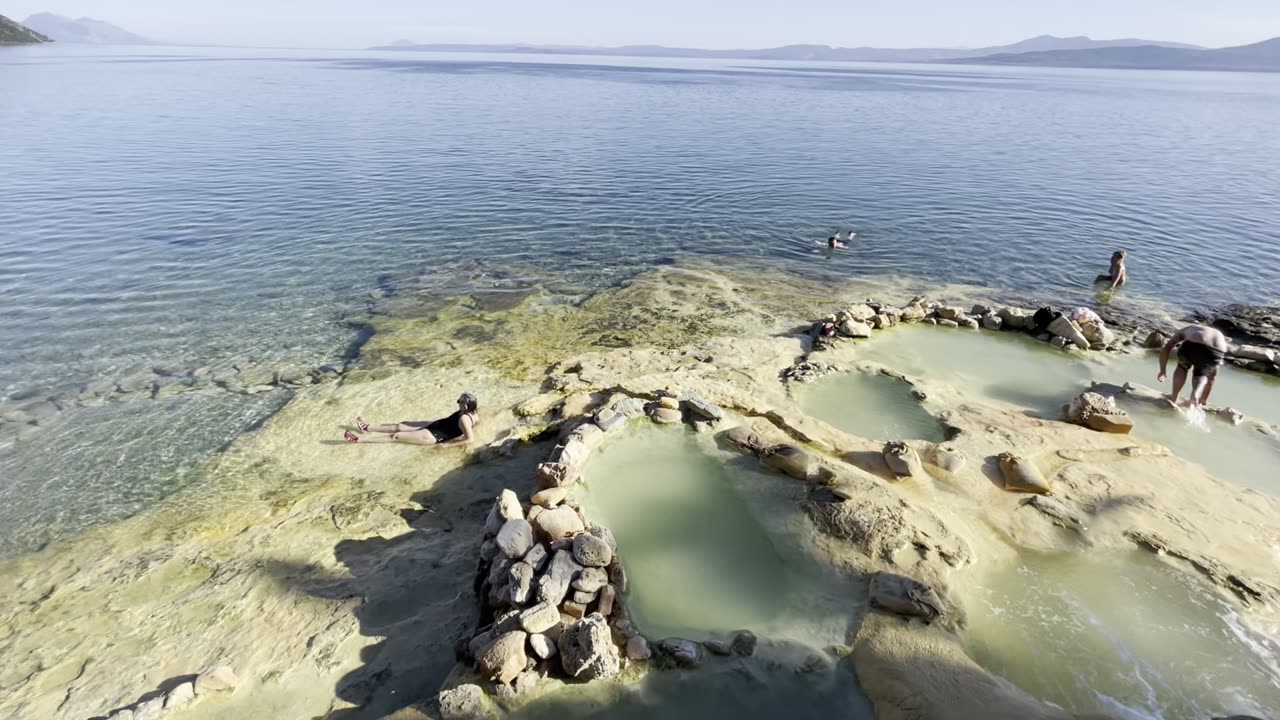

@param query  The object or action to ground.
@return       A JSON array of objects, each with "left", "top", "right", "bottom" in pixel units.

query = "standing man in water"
[{"left": 1157, "top": 325, "right": 1229, "bottom": 407}]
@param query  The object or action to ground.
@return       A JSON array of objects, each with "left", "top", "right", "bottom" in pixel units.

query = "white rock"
[
  {"left": 529, "top": 633, "right": 558, "bottom": 660},
  {"left": 164, "top": 681, "right": 196, "bottom": 710},
  {"left": 519, "top": 601, "right": 562, "bottom": 634},
  {"left": 531, "top": 487, "right": 568, "bottom": 508},
  {"left": 497, "top": 489, "right": 523, "bottom": 520}
]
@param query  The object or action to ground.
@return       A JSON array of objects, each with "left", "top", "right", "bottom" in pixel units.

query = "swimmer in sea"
[
  {"left": 827, "top": 235, "right": 847, "bottom": 250},
  {"left": 1095, "top": 251, "right": 1128, "bottom": 289},
  {"left": 1157, "top": 326, "right": 1228, "bottom": 408},
  {"left": 344, "top": 392, "right": 478, "bottom": 446}
]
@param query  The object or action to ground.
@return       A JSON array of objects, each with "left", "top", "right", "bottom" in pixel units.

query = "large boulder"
[
  {"left": 438, "top": 684, "right": 496, "bottom": 720},
  {"left": 981, "top": 314, "right": 1003, "bottom": 331},
  {"left": 536, "top": 550, "right": 583, "bottom": 606},
  {"left": 997, "top": 452, "right": 1051, "bottom": 495},
  {"left": 534, "top": 506, "right": 584, "bottom": 541},
  {"left": 1085, "top": 414, "right": 1134, "bottom": 434},
  {"left": 839, "top": 320, "right": 873, "bottom": 339},
  {"left": 477, "top": 631, "right": 528, "bottom": 684},
  {"left": 680, "top": 393, "right": 725, "bottom": 421},
  {"left": 722, "top": 426, "right": 766, "bottom": 454},
  {"left": 558, "top": 614, "right": 622, "bottom": 680},
  {"left": 900, "top": 304, "right": 927, "bottom": 323},
  {"left": 572, "top": 533, "right": 613, "bottom": 568},
  {"left": 1233, "top": 345, "right": 1278, "bottom": 364},
  {"left": 868, "top": 572, "right": 946, "bottom": 621},
  {"left": 843, "top": 304, "right": 877, "bottom": 322},
  {"left": 759, "top": 444, "right": 813, "bottom": 480},
  {"left": 1065, "top": 391, "right": 1132, "bottom": 434},
  {"left": 936, "top": 306, "right": 967, "bottom": 322},
  {"left": 496, "top": 519, "right": 534, "bottom": 559},
  {"left": 1047, "top": 316, "right": 1090, "bottom": 350},
  {"left": 997, "top": 307, "right": 1033, "bottom": 330}
]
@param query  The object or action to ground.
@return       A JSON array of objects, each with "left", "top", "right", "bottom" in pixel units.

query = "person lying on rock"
[
  {"left": 1094, "top": 250, "right": 1128, "bottom": 289},
  {"left": 344, "top": 392, "right": 478, "bottom": 445},
  {"left": 1157, "top": 326, "right": 1227, "bottom": 407}
]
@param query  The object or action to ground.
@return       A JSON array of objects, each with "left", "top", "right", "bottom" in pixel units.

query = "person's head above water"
[
  {"left": 457, "top": 392, "right": 478, "bottom": 414},
  {"left": 1112, "top": 251, "right": 1127, "bottom": 262}
]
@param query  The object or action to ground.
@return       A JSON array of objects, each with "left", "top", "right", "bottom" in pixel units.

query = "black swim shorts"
[{"left": 1177, "top": 341, "right": 1225, "bottom": 378}]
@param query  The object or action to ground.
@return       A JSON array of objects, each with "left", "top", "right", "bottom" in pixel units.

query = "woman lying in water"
[{"left": 344, "top": 392, "right": 478, "bottom": 446}]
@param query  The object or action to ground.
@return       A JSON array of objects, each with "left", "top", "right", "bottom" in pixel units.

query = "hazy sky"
[{"left": 7, "top": 0, "right": 1278, "bottom": 49}]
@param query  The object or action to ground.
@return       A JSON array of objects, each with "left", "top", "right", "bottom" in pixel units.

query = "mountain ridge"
[
  {"left": 369, "top": 34, "right": 1202, "bottom": 63},
  {"left": 952, "top": 36, "right": 1280, "bottom": 72},
  {"left": 0, "top": 13, "right": 52, "bottom": 45},
  {"left": 22, "top": 12, "right": 154, "bottom": 45}
]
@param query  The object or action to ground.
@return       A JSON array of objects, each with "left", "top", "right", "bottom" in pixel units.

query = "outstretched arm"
[{"left": 1158, "top": 331, "right": 1183, "bottom": 381}]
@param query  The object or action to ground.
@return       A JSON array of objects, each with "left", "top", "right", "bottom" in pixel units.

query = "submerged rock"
[
  {"left": 997, "top": 452, "right": 1051, "bottom": 495},
  {"left": 868, "top": 572, "right": 945, "bottom": 621},
  {"left": 559, "top": 614, "right": 621, "bottom": 680},
  {"left": 660, "top": 638, "right": 703, "bottom": 667},
  {"left": 625, "top": 635, "right": 652, "bottom": 660},
  {"left": 730, "top": 630, "right": 758, "bottom": 657}
]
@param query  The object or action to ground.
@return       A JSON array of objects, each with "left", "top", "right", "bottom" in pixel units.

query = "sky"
[{"left": 6, "top": 0, "right": 1278, "bottom": 50}]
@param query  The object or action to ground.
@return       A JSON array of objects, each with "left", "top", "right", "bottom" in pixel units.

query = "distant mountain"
[
  {"left": 369, "top": 35, "right": 1201, "bottom": 63},
  {"left": 953, "top": 36, "right": 1280, "bottom": 72},
  {"left": 0, "top": 13, "right": 52, "bottom": 45},
  {"left": 22, "top": 12, "right": 153, "bottom": 45}
]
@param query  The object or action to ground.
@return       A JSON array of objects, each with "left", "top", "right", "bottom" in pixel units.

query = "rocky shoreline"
[{"left": 2, "top": 266, "right": 1277, "bottom": 720}]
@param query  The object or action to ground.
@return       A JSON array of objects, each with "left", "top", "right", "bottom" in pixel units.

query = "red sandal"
[{"left": 344, "top": 430, "right": 360, "bottom": 442}]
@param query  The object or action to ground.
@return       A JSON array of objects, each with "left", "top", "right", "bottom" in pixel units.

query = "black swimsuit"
[
  {"left": 1177, "top": 341, "right": 1225, "bottom": 378},
  {"left": 425, "top": 411, "right": 465, "bottom": 442}
]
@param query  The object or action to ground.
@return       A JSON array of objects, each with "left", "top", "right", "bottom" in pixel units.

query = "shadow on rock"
[{"left": 265, "top": 443, "right": 547, "bottom": 719}]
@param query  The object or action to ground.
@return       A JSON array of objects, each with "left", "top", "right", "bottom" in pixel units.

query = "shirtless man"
[
  {"left": 1095, "top": 251, "right": 1127, "bottom": 289},
  {"left": 1157, "top": 325, "right": 1228, "bottom": 407}
]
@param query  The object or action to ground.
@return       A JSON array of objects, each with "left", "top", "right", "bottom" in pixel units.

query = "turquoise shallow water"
[{"left": 2, "top": 44, "right": 1280, "bottom": 553}]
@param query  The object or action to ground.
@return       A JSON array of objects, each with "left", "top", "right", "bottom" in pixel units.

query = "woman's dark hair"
[{"left": 458, "top": 393, "right": 478, "bottom": 414}]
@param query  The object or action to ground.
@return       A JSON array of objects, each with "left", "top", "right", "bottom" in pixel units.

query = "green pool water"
[
  {"left": 963, "top": 550, "right": 1280, "bottom": 720},
  {"left": 794, "top": 370, "right": 947, "bottom": 442}
]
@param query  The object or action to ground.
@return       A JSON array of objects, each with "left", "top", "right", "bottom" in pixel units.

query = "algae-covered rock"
[
  {"left": 997, "top": 452, "right": 1051, "bottom": 495},
  {"left": 438, "top": 684, "right": 497, "bottom": 720}
]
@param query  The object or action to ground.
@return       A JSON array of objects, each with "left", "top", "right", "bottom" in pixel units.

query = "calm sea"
[{"left": 1, "top": 45, "right": 1278, "bottom": 554}]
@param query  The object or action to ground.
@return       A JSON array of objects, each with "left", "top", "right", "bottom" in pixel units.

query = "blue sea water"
[{"left": 1, "top": 44, "right": 1279, "bottom": 553}]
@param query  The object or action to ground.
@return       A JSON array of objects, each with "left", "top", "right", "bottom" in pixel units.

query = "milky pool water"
[
  {"left": 963, "top": 550, "right": 1280, "bottom": 719},
  {"left": 577, "top": 425, "right": 856, "bottom": 642},
  {"left": 794, "top": 370, "right": 947, "bottom": 442},
  {"left": 851, "top": 324, "right": 1280, "bottom": 495}
]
